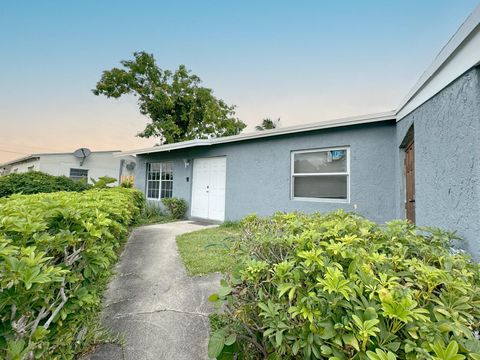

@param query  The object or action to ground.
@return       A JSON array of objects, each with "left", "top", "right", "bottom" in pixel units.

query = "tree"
[
  {"left": 93, "top": 52, "right": 246, "bottom": 144},
  {"left": 255, "top": 117, "right": 280, "bottom": 131}
]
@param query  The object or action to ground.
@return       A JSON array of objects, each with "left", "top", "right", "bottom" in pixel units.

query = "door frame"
[{"left": 403, "top": 137, "right": 415, "bottom": 223}]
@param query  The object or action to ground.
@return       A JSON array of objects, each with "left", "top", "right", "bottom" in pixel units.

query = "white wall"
[
  {"left": 37, "top": 152, "right": 135, "bottom": 185},
  {"left": 2, "top": 152, "right": 136, "bottom": 185},
  {"left": 8, "top": 159, "right": 40, "bottom": 173}
]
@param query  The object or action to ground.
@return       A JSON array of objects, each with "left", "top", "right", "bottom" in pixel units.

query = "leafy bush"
[
  {"left": 209, "top": 211, "right": 480, "bottom": 359},
  {"left": 91, "top": 176, "right": 117, "bottom": 188},
  {"left": 120, "top": 176, "right": 134, "bottom": 188},
  {"left": 0, "top": 188, "right": 144, "bottom": 359},
  {"left": 0, "top": 171, "right": 90, "bottom": 198},
  {"left": 136, "top": 202, "right": 170, "bottom": 226},
  {"left": 162, "top": 197, "right": 187, "bottom": 219}
]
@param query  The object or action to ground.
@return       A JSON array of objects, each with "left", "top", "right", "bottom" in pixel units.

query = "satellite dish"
[
  {"left": 126, "top": 161, "right": 136, "bottom": 171},
  {"left": 73, "top": 148, "right": 91, "bottom": 166}
]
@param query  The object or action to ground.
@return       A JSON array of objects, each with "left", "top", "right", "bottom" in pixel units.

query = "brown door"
[{"left": 404, "top": 141, "right": 415, "bottom": 223}]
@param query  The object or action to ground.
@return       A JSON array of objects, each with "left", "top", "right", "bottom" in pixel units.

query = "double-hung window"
[
  {"left": 146, "top": 162, "right": 173, "bottom": 200},
  {"left": 291, "top": 147, "right": 349, "bottom": 202}
]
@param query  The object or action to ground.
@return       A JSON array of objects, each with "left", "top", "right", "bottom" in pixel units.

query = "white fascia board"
[
  {"left": 118, "top": 139, "right": 212, "bottom": 156},
  {"left": 118, "top": 111, "right": 396, "bottom": 156},
  {"left": 396, "top": 4, "right": 480, "bottom": 120},
  {"left": 0, "top": 155, "right": 39, "bottom": 168}
]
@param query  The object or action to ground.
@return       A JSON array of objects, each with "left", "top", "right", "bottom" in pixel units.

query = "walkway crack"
[{"left": 112, "top": 308, "right": 209, "bottom": 319}]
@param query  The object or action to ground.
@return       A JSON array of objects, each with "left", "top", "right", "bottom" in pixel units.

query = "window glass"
[
  {"left": 69, "top": 168, "right": 88, "bottom": 181},
  {"left": 294, "top": 150, "right": 347, "bottom": 173},
  {"left": 292, "top": 148, "right": 349, "bottom": 201},
  {"left": 146, "top": 162, "right": 173, "bottom": 199},
  {"left": 293, "top": 175, "right": 347, "bottom": 199}
]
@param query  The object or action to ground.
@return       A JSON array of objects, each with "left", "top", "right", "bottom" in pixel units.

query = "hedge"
[
  {"left": 0, "top": 188, "right": 145, "bottom": 359},
  {"left": 209, "top": 211, "right": 480, "bottom": 359},
  {"left": 0, "top": 171, "right": 90, "bottom": 198}
]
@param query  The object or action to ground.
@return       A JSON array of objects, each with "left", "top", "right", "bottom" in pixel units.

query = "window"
[
  {"left": 146, "top": 162, "right": 173, "bottom": 199},
  {"left": 69, "top": 168, "right": 88, "bottom": 181},
  {"left": 291, "top": 147, "right": 349, "bottom": 202}
]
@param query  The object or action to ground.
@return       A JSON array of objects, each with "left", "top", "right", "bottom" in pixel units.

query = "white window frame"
[
  {"left": 69, "top": 168, "right": 89, "bottom": 181},
  {"left": 145, "top": 162, "right": 174, "bottom": 200},
  {"left": 291, "top": 147, "right": 350, "bottom": 203}
]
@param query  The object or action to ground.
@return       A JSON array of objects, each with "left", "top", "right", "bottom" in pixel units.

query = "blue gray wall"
[
  {"left": 396, "top": 67, "right": 480, "bottom": 257},
  {"left": 135, "top": 66, "right": 480, "bottom": 258},
  {"left": 135, "top": 121, "right": 397, "bottom": 224}
]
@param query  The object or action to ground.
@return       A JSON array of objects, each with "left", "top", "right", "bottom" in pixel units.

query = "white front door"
[{"left": 191, "top": 157, "right": 226, "bottom": 221}]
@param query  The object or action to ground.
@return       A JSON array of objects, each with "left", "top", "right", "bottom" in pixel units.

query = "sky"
[{"left": 0, "top": 0, "right": 479, "bottom": 163}]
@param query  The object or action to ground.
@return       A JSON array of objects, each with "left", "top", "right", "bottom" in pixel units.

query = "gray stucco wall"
[
  {"left": 396, "top": 67, "right": 480, "bottom": 257},
  {"left": 135, "top": 121, "right": 397, "bottom": 224}
]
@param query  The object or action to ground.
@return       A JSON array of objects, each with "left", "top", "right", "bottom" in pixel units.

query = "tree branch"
[{"left": 43, "top": 280, "right": 68, "bottom": 329}]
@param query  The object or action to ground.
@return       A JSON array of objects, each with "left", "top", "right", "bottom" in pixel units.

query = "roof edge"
[
  {"left": 0, "top": 150, "right": 123, "bottom": 168},
  {"left": 396, "top": 4, "right": 480, "bottom": 120},
  {"left": 119, "top": 111, "right": 396, "bottom": 156}
]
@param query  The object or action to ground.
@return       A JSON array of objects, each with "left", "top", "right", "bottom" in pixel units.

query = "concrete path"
[{"left": 85, "top": 221, "right": 221, "bottom": 360}]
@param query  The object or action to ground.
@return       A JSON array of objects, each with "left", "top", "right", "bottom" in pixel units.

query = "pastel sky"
[{"left": 0, "top": 0, "right": 478, "bottom": 162}]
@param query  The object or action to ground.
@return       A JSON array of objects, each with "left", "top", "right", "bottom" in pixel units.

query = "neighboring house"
[
  {"left": 121, "top": 6, "right": 480, "bottom": 257},
  {"left": 0, "top": 150, "right": 136, "bottom": 185}
]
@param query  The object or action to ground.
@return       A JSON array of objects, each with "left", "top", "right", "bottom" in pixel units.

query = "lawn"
[{"left": 176, "top": 223, "right": 241, "bottom": 275}]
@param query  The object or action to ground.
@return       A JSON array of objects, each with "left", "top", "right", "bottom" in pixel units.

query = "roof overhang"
[
  {"left": 119, "top": 111, "right": 396, "bottom": 156},
  {"left": 396, "top": 4, "right": 480, "bottom": 120},
  {"left": 0, "top": 155, "right": 40, "bottom": 168}
]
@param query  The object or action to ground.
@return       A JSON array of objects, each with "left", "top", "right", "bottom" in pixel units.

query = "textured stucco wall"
[
  {"left": 135, "top": 121, "right": 397, "bottom": 223},
  {"left": 396, "top": 67, "right": 480, "bottom": 257}
]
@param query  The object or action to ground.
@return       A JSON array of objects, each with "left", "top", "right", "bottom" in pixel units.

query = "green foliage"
[
  {"left": 255, "top": 117, "right": 280, "bottom": 131},
  {"left": 135, "top": 202, "right": 171, "bottom": 226},
  {"left": 162, "top": 197, "right": 187, "bottom": 219},
  {"left": 0, "top": 171, "right": 90, "bottom": 198},
  {"left": 208, "top": 211, "right": 480, "bottom": 359},
  {"left": 93, "top": 51, "right": 246, "bottom": 144},
  {"left": 0, "top": 188, "right": 144, "bottom": 359},
  {"left": 120, "top": 177, "right": 134, "bottom": 188},
  {"left": 91, "top": 176, "right": 117, "bottom": 188}
]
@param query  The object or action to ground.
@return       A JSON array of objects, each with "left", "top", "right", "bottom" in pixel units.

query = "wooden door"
[{"left": 405, "top": 142, "right": 415, "bottom": 223}]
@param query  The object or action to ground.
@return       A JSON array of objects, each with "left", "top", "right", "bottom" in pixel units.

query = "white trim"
[
  {"left": 396, "top": 4, "right": 480, "bottom": 120},
  {"left": 290, "top": 147, "right": 350, "bottom": 203},
  {"left": 118, "top": 112, "right": 395, "bottom": 156},
  {"left": 145, "top": 161, "right": 173, "bottom": 200},
  {"left": 0, "top": 150, "right": 122, "bottom": 168},
  {"left": 114, "top": 6, "right": 480, "bottom": 150},
  {"left": 69, "top": 167, "right": 89, "bottom": 181}
]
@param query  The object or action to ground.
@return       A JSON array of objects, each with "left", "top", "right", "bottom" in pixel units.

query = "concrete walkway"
[{"left": 85, "top": 221, "right": 221, "bottom": 360}]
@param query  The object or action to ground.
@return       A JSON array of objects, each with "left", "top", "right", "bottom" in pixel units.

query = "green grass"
[{"left": 176, "top": 223, "right": 241, "bottom": 275}]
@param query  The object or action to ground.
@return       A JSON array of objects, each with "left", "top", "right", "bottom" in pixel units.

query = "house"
[
  {"left": 0, "top": 149, "right": 136, "bottom": 185},
  {"left": 120, "top": 5, "right": 480, "bottom": 257}
]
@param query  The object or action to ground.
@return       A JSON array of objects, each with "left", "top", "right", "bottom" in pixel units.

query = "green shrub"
[
  {"left": 120, "top": 177, "right": 134, "bottom": 188},
  {"left": 162, "top": 197, "right": 187, "bottom": 219},
  {"left": 136, "top": 202, "right": 170, "bottom": 225},
  {"left": 209, "top": 211, "right": 480, "bottom": 359},
  {"left": 91, "top": 176, "right": 117, "bottom": 188},
  {"left": 0, "top": 188, "right": 144, "bottom": 359},
  {"left": 0, "top": 171, "right": 90, "bottom": 198}
]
